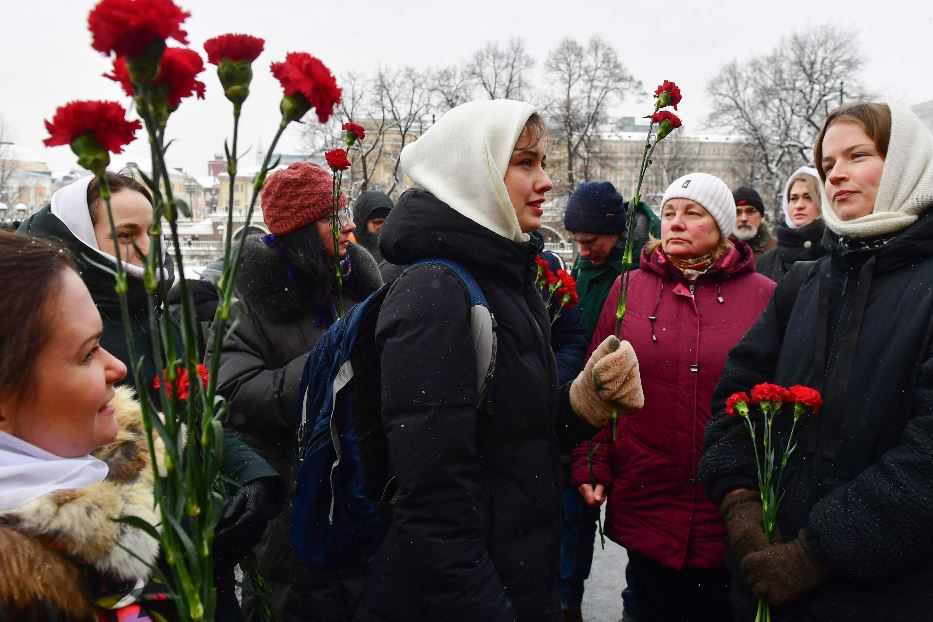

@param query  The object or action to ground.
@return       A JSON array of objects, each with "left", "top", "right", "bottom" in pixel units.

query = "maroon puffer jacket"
[{"left": 572, "top": 241, "right": 775, "bottom": 570}]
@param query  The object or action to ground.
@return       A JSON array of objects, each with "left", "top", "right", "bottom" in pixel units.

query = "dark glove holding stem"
[
  {"left": 720, "top": 489, "right": 779, "bottom": 562},
  {"left": 741, "top": 531, "right": 828, "bottom": 607},
  {"left": 214, "top": 476, "right": 285, "bottom": 570}
]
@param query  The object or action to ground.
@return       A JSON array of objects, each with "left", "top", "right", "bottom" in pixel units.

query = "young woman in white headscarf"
[
  {"left": 756, "top": 166, "right": 828, "bottom": 282},
  {"left": 355, "top": 100, "right": 626, "bottom": 622},
  {"left": 700, "top": 102, "right": 933, "bottom": 621}
]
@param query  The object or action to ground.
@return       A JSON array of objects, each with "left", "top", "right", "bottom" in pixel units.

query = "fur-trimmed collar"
[
  {"left": 236, "top": 235, "right": 383, "bottom": 324},
  {"left": 0, "top": 387, "right": 163, "bottom": 583}
]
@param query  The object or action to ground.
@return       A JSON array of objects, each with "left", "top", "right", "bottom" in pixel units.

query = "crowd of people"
[{"left": 0, "top": 98, "right": 930, "bottom": 622}]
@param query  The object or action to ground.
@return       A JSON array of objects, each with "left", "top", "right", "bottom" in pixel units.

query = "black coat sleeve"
[
  {"left": 209, "top": 301, "right": 308, "bottom": 443},
  {"left": 805, "top": 342, "right": 933, "bottom": 583},
  {"left": 550, "top": 302, "right": 587, "bottom": 387},
  {"left": 372, "top": 264, "right": 514, "bottom": 620},
  {"left": 698, "top": 294, "right": 784, "bottom": 505}
]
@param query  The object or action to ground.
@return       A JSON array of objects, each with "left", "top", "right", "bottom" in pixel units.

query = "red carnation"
[
  {"left": 342, "top": 121, "right": 366, "bottom": 145},
  {"left": 725, "top": 392, "right": 751, "bottom": 417},
  {"left": 153, "top": 363, "right": 209, "bottom": 402},
  {"left": 88, "top": 0, "right": 189, "bottom": 57},
  {"left": 325, "top": 148, "right": 351, "bottom": 171},
  {"left": 204, "top": 33, "right": 264, "bottom": 65},
  {"left": 652, "top": 110, "right": 682, "bottom": 141},
  {"left": 750, "top": 383, "right": 790, "bottom": 405},
  {"left": 106, "top": 47, "right": 205, "bottom": 109},
  {"left": 788, "top": 385, "right": 822, "bottom": 414},
  {"left": 653, "top": 79, "right": 682, "bottom": 110},
  {"left": 44, "top": 100, "right": 141, "bottom": 172},
  {"left": 271, "top": 52, "right": 341, "bottom": 124}
]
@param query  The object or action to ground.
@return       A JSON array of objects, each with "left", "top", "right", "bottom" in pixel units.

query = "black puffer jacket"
[
  {"left": 212, "top": 235, "right": 383, "bottom": 481},
  {"left": 756, "top": 219, "right": 827, "bottom": 283},
  {"left": 699, "top": 209, "right": 933, "bottom": 621},
  {"left": 356, "top": 190, "right": 596, "bottom": 622}
]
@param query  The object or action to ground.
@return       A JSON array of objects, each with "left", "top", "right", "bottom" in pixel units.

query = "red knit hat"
[{"left": 260, "top": 161, "right": 346, "bottom": 235}]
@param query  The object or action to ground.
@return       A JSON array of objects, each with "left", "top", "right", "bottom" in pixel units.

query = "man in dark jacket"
[
  {"left": 352, "top": 190, "right": 393, "bottom": 263},
  {"left": 732, "top": 186, "right": 777, "bottom": 259}
]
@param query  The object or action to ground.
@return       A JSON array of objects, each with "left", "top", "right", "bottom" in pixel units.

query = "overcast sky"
[{"left": 2, "top": 0, "right": 931, "bottom": 177}]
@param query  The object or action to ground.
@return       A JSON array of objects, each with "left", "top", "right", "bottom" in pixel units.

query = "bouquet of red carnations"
[
  {"left": 725, "top": 383, "right": 822, "bottom": 622},
  {"left": 534, "top": 256, "right": 579, "bottom": 324}
]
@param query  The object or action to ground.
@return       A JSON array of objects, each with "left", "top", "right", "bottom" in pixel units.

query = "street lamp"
[{"left": 185, "top": 177, "right": 198, "bottom": 219}]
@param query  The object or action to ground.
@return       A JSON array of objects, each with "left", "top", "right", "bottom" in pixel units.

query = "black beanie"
[
  {"left": 563, "top": 181, "right": 627, "bottom": 235},
  {"left": 733, "top": 186, "right": 765, "bottom": 216}
]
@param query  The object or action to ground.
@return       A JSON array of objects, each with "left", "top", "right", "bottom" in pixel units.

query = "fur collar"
[
  {"left": 0, "top": 387, "right": 163, "bottom": 582},
  {"left": 237, "top": 235, "right": 383, "bottom": 323}
]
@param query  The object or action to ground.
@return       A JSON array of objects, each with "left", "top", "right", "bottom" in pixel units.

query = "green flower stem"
[{"left": 330, "top": 169, "right": 345, "bottom": 318}]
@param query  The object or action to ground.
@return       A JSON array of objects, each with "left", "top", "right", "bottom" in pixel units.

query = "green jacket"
[{"left": 570, "top": 201, "right": 660, "bottom": 340}]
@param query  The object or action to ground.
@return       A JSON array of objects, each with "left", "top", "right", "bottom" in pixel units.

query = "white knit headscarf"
[
  {"left": 400, "top": 99, "right": 536, "bottom": 243},
  {"left": 50, "top": 175, "right": 147, "bottom": 279},
  {"left": 781, "top": 166, "right": 827, "bottom": 229},
  {"left": 821, "top": 102, "right": 933, "bottom": 238}
]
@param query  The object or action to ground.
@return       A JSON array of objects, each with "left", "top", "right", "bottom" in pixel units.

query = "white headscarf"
[
  {"left": 50, "top": 175, "right": 147, "bottom": 279},
  {"left": 781, "top": 166, "right": 827, "bottom": 229},
  {"left": 821, "top": 102, "right": 933, "bottom": 238},
  {"left": 400, "top": 99, "right": 536, "bottom": 243},
  {"left": 0, "top": 430, "right": 107, "bottom": 512}
]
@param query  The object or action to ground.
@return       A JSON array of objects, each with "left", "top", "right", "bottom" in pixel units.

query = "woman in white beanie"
[
  {"left": 700, "top": 102, "right": 933, "bottom": 621},
  {"left": 570, "top": 172, "right": 776, "bottom": 621},
  {"left": 356, "top": 100, "right": 615, "bottom": 622},
  {"left": 756, "top": 166, "right": 828, "bottom": 282}
]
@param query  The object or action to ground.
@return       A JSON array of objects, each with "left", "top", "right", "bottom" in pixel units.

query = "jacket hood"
[
  {"left": 781, "top": 165, "right": 827, "bottom": 228},
  {"left": 400, "top": 99, "right": 536, "bottom": 243},
  {"left": 353, "top": 190, "right": 394, "bottom": 260},
  {"left": 379, "top": 189, "right": 537, "bottom": 287},
  {"left": 18, "top": 205, "right": 162, "bottom": 315},
  {"left": 639, "top": 238, "right": 757, "bottom": 282}
]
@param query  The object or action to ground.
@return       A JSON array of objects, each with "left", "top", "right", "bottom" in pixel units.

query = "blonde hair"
[{"left": 786, "top": 173, "right": 822, "bottom": 210}]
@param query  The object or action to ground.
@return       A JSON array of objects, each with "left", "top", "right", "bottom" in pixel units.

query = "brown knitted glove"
[
  {"left": 592, "top": 339, "right": 644, "bottom": 411},
  {"left": 570, "top": 336, "right": 622, "bottom": 428},
  {"left": 721, "top": 489, "right": 773, "bottom": 562},
  {"left": 741, "top": 531, "right": 828, "bottom": 606}
]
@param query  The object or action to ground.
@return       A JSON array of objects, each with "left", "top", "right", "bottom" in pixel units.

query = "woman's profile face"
[
  {"left": 820, "top": 120, "right": 885, "bottom": 222},
  {"left": 660, "top": 198, "right": 722, "bottom": 259},
  {"left": 92, "top": 189, "right": 153, "bottom": 266},
  {"left": 788, "top": 179, "right": 821, "bottom": 227},
  {"left": 314, "top": 205, "right": 356, "bottom": 259},
  {"left": 504, "top": 126, "right": 552, "bottom": 233},
  {"left": 0, "top": 269, "right": 126, "bottom": 457}
]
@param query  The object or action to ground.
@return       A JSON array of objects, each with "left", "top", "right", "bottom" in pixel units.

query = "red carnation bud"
[
  {"left": 725, "top": 392, "right": 751, "bottom": 417},
  {"left": 153, "top": 363, "right": 209, "bottom": 402},
  {"left": 44, "top": 100, "right": 141, "bottom": 173},
  {"left": 106, "top": 47, "right": 205, "bottom": 113},
  {"left": 651, "top": 110, "right": 682, "bottom": 141},
  {"left": 204, "top": 34, "right": 265, "bottom": 108},
  {"left": 750, "top": 383, "right": 791, "bottom": 405},
  {"left": 342, "top": 122, "right": 366, "bottom": 147},
  {"left": 787, "top": 385, "right": 822, "bottom": 414},
  {"left": 271, "top": 52, "right": 341, "bottom": 124},
  {"left": 653, "top": 79, "right": 682, "bottom": 111},
  {"left": 325, "top": 148, "right": 351, "bottom": 171},
  {"left": 88, "top": 0, "right": 189, "bottom": 58}
]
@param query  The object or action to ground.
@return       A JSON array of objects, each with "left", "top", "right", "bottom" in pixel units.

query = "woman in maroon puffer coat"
[{"left": 571, "top": 173, "right": 775, "bottom": 622}]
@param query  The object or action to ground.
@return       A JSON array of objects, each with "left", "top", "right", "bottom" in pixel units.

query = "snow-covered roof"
[{"left": 0, "top": 142, "right": 46, "bottom": 164}]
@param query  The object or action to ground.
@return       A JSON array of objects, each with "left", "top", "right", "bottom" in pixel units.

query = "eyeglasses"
[{"left": 326, "top": 206, "right": 353, "bottom": 228}]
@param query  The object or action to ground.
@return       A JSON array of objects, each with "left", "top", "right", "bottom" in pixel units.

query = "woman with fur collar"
[
  {"left": 209, "top": 161, "right": 382, "bottom": 622},
  {"left": 0, "top": 231, "right": 173, "bottom": 621}
]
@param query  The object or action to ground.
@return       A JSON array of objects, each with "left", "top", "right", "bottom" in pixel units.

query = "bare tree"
[
  {"left": 544, "top": 36, "right": 641, "bottom": 195},
  {"left": 645, "top": 131, "right": 701, "bottom": 195},
  {"left": 374, "top": 65, "right": 433, "bottom": 197},
  {"left": 430, "top": 64, "right": 475, "bottom": 113},
  {"left": 466, "top": 39, "right": 535, "bottom": 101},
  {"left": 707, "top": 25, "right": 869, "bottom": 216}
]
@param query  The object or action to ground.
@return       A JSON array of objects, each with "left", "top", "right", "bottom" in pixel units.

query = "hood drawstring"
[
  {"left": 648, "top": 282, "right": 664, "bottom": 343},
  {"left": 717, "top": 282, "right": 724, "bottom": 304}
]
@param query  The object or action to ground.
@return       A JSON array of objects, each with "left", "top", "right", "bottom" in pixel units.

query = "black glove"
[{"left": 214, "top": 476, "right": 285, "bottom": 570}]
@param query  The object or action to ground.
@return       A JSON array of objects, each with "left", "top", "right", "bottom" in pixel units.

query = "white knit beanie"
[
  {"left": 821, "top": 102, "right": 933, "bottom": 238},
  {"left": 660, "top": 172, "right": 736, "bottom": 238},
  {"left": 400, "top": 99, "right": 535, "bottom": 243}
]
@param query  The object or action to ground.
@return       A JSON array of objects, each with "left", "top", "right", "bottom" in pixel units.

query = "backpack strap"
[
  {"left": 407, "top": 258, "right": 497, "bottom": 408},
  {"left": 775, "top": 259, "right": 817, "bottom": 338}
]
